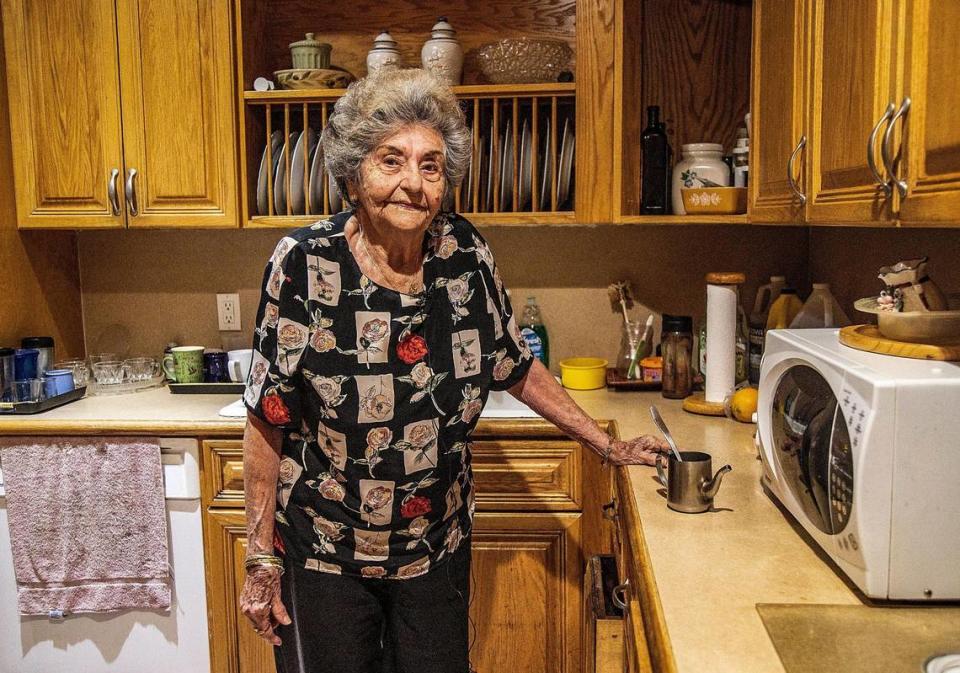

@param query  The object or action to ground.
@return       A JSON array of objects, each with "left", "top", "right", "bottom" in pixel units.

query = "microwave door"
[
  {"left": 826, "top": 409, "right": 854, "bottom": 534},
  {"left": 804, "top": 403, "right": 839, "bottom": 534}
]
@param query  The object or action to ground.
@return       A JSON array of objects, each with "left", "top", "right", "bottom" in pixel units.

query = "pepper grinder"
[{"left": 683, "top": 272, "right": 745, "bottom": 416}]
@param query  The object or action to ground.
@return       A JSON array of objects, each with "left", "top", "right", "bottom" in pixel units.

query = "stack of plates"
[{"left": 256, "top": 129, "right": 342, "bottom": 216}]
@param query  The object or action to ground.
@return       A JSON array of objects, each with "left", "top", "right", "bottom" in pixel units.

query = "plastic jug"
[
  {"left": 766, "top": 288, "right": 803, "bottom": 330},
  {"left": 789, "top": 283, "right": 851, "bottom": 328},
  {"left": 752, "top": 275, "right": 786, "bottom": 318}
]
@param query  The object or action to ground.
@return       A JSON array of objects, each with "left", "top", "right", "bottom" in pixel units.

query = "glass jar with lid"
[
  {"left": 661, "top": 314, "right": 694, "bottom": 399},
  {"left": 672, "top": 143, "right": 730, "bottom": 215}
]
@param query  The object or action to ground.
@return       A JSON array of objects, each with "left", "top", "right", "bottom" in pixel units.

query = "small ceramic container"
[
  {"left": 672, "top": 143, "right": 730, "bottom": 215},
  {"left": 421, "top": 17, "right": 463, "bottom": 85},
  {"left": 289, "top": 33, "right": 332, "bottom": 70},
  {"left": 559, "top": 357, "right": 608, "bottom": 390},
  {"left": 367, "top": 30, "right": 402, "bottom": 75}
]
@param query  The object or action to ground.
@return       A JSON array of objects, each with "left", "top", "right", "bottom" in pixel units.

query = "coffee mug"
[
  {"left": 162, "top": 346, "right": 204, "bottom": 383},
  {"left": 656, "top": 451, "right": 732, "bottom": 513},
  {"left": 227, "top": 349, "right": 253, "bottom": 383},
  {"left": 203, "top": 350, "right": 230, "bottom": 383}
]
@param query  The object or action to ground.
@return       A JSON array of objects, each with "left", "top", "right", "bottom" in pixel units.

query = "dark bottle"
[{"left": 640, "top": 105, "right": 671, "bottom": 214}]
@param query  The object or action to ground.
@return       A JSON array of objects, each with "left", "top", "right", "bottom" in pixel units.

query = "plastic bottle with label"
[
  {"left": 789, "top": 283, "right": 851, "bottom": 328},
  {"left": 748, "top": 275, "right": 786, "bottom": 385},
  {"left": 520, "top": 296, "right": 549, "bottom": 367}
]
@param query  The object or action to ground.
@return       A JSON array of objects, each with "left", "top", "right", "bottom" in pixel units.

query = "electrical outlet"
[{"left": 217, "top": 293, "right": 241, "bottom": 331}]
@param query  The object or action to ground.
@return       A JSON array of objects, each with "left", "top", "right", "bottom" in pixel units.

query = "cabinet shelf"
[
  {"left": 618, "top": 214, "right": 749, "bottom": 225},
  {"left": 243, "top": 82, "right": 576, "bottom": 104}
]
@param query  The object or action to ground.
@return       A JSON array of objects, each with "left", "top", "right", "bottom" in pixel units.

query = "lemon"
[{"left": 729, "top": 387, "right": 759, "bottom": 423}]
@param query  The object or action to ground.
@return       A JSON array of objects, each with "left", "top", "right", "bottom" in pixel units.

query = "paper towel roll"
[{"left": 705, "top": 282, "right": 737, "bottom": 403}]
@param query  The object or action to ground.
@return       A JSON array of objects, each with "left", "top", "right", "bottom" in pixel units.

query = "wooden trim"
[
  {"left": 244, "top": 211, "right": 578, "bottom": 229},
  {"left": 615, "top": 466, "right": 677, "bottom": 673}
]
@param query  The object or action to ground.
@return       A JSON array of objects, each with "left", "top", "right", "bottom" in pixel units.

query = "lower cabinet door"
[
  {"left": 470, "top": 512, "right": 583, "bottom": 673},
  {"left": 204, "top": 509, "right": 275, "bottom": 673}
]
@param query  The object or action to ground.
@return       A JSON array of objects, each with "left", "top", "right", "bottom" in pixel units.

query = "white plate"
[
  {"left": 556, "top": 117, "right": 574, "bottom": 209},
  {"left": 307, "top": 140, "right": 324, "bottom": 214},
  {"left": 499, "top": 119, "right": 514, "bottom": 211},
  {"left": 518, "top": 118, "right": 532, "bottom": 210},
  {"left": 273, "top": 131, "right": 300, "bottom": 216},
  {"left": 539, "top": 117, "right": 554, "bottom": 211},
  {"left": 461, "top": 136, "right": 474, "bottom": 211},
  {"left": 256, "top": 130, "right": 283, "bottom": 215},
  {"left": 290, "top": 128, "right": 318, "bottom": 215},
  {"left": 328, "top": 171, "right": 343, "bottom": 213},
  {"left": 485, "top": 128, "right": 495, "bottom": 212}
]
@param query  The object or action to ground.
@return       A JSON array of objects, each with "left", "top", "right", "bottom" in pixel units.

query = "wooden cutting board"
[{"left": 839, "top": 324, "right": 960, "bottom": 361}]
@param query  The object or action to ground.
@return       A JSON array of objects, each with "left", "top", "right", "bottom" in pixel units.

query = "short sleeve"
[
  {"left": 472, "top": 229, "right": 535, "bottom": 392},
  {"left": 244, "top": 237, "right": 310, "bottom": 427}
]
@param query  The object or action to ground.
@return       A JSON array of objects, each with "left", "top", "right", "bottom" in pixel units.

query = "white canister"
[
  {"left": 421, "top": 17, "right": 463, "bottom": 86},
  {"left": 367, "top": 30, "right": 402, "bottom": 76},
  {"left": 672, "top": 143, "right": 730, "bottom": 215}
]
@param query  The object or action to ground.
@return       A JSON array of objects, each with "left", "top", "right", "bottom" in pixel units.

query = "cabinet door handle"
[
  {"left": 125, "top": 168, "right": 139, "bottom": 216},
  {"left": 867, "top": 103, "right": 896, "bottom": 195},
  {"left": 881, "top": 96, "right": 911, "bottom": 199},
  {"left": 601, "top": 499, "right": 618, "bottom": 521},
  {"left": 786, "top": 135, "right": 807, "bottom": 205},
  {"left": 107, "top": 168, "right": 121, "bottom": 215},
  {"left": 611, "top": 579, "right": 631, "bottom": 611}
]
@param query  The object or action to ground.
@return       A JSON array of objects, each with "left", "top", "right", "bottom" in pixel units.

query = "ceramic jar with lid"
[
  {"left": 421, "top": 17, "right": 463, "bottom": 85},
  {"left": 289, "top": 33, "right": 332, "bottom": 70},
  {"left": 671, "top": 143, "right": 730, "bottom": 215},
  {"left": 367, "top": 30, "right": 402, "bottom": 76}
]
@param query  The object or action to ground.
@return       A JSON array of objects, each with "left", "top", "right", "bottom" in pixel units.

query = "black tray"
[
  {"left": 168, "top": 382, "right": 245, "bottom": 395},
  {"left": 0, "top": 387, "right": 87, "bottom": 415}
]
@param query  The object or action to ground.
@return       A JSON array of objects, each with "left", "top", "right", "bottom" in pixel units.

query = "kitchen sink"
[{"left": 481, "top": 389, "right": 539, "bottom": 418}]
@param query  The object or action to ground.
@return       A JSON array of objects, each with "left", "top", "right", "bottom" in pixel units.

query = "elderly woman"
[{"left": 240, "top": 68, "right": 669, "bottom": 673}]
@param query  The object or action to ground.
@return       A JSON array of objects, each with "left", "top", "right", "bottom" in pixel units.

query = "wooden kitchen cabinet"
[
  {"left": 201, "top": 423, "right": 614, "bottom": 673},
  {"left": 749, "top": 0, "right": 808, "bottom": 224},
  {"left": 804, "top": 0, "right": 899, "bottom": 225},
  {"left": 0, "top": 0, "right": 125, "bottom": 229},
  {"left": 897, "top": 0, "right": 960, "bottom": 225},
  {"left": 0, "top": 0, "right": 238, "bottom": 229}
]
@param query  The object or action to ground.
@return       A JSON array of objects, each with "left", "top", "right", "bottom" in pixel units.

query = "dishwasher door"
[{"left": 0, "top": 437, "right": 211, "bottom": 673}]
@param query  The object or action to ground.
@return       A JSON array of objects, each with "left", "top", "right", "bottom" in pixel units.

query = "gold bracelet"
[
  {"left": 245, "top": 554, "right": 284, "bottom": 575},
  {"left": 600, "top": 436, "right": 616, "bottom": 468}
]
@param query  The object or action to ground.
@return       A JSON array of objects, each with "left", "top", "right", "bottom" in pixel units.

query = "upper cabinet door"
[
  {"left": 750, "top": 0, "right": 808, "bottom": 223},
  {"left": 1, "top": 0, "right": 125, "bottom": 229},
  {"left": 897, "top": 0, "right": 960, "bottom": 226},
  {"left": 805, "top": 0, "right": 898, "bottom": 225},
  {"left": 116, "top": 0, "right": 238, "bottom": 228}
]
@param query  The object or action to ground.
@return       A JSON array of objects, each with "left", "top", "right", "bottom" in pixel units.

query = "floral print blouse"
[{"left": 244, "top": 210, "right": 534, "bottom": 579}]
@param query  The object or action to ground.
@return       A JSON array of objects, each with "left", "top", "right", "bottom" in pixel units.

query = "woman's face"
[{"left": 351, "top": 124, "right": 446, "bottom": 234}]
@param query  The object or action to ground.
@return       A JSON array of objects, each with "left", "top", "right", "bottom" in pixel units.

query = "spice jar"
[{"left": 661, "top": 314, "right": 693, "bottom": 399}]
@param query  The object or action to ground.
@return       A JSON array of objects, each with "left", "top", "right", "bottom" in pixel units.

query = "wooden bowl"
[
  {"left": 274, "top": 67, "right": 355, "bottom": 90},
  {"left": 680, "top": 187, "right": 747, "bottom": 214}
]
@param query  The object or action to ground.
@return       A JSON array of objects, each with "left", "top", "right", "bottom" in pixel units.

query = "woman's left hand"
[{"left": 606, "top": 435, "right": 671, "bottom": 466}]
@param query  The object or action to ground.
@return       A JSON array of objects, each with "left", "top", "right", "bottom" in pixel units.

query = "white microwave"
[{"left": 757, "top": 328, "right": 960, "bottom": 600}]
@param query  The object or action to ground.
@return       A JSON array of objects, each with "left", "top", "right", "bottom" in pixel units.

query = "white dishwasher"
[{"left": 0, "top": 438, "right": 212, "bottom": 673}]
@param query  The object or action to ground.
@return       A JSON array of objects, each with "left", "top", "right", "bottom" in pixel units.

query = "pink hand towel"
[{"left": 0, "top": 436, "right": 171, "bottom": 615}]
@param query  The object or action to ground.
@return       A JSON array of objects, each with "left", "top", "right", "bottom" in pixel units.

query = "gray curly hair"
[{"left": 321, "top": 68, "right": 472, "bottom": 208}]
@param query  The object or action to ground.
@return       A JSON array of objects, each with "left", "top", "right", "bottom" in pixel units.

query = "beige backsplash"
[
  {"left": 78, "top": 222, "right": 960, "bottom": 372},
  {"left": 78, "top": 223, "right": 810, "bottom": 371}
]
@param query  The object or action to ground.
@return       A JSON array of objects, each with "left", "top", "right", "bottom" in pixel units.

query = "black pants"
[{"left": 274, "top": 540, "right": 471, "bottom": 673}]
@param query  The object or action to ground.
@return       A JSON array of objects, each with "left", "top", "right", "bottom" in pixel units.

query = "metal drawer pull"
[
  {"left": 881, "top": 96, "right": 911, "bottom": 199},
  {"left": 125, "top": 168, "right": 139, "bottom": 216},
  {"left": 601, "top": 499, "right": 617, "bottom": 521},
  {"left": 107, "top": 168, "right": 121, "bottom": 215},
  {"left": 867, "top": 102, "right": 895, "bottom": 195},
  {"left": 611, "top": 579, "right": 631, "bottom": 610},
  {"left": 786, "top": 135, "right": 806, "bottom": 205}
]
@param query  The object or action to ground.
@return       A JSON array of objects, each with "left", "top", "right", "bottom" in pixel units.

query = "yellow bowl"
[
  {"left": 559, "top": 357, "right": 609, "bottom": 390},
  {"left": 680, "top": 187, "right": 747, "bottom": 214}
]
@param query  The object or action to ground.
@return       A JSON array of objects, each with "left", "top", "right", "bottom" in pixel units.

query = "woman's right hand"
[{"left": 239, "top": 565, "right": 291, "bottom": 646}]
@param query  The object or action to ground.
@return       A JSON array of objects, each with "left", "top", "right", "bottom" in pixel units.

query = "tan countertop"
[
  {"left": 0, "top": 385, "right": 863, "bottom": 671},
  {"left": 565, "top": 388, "right": 861, "bottom": 673}
]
